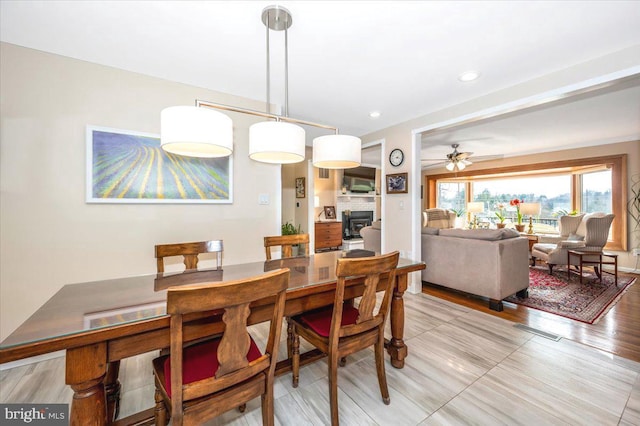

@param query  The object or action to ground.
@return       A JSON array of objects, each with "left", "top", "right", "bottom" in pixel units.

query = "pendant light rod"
[{"left": 195, "top": 99, "right": 339, "bottom": 133}]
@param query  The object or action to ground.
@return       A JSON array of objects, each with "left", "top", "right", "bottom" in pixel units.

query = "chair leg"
[
  {"left": 261, "top": 380, "right": 275, "bottom": 426},
  {"left": 328, "top": 351, "right": 340, "bottom": 426},
  {"left": 548, "top": 263, "right": 554, "bottom": 274},
  {"left": 374, "top": 332, "right": 390, "bottom": 405},
  {"left": 154, "top": 388, "right": 167, "bottom": 426},
  {"left": 292, "top": 326, "right": 300, "bottom": 388},
  {"left": 287, "top": 320, "right": 294, "bottom": 360}
]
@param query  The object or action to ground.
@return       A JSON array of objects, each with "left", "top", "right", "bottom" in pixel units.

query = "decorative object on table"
[
  {"left": 505, "top": 265, "right": 635, "bottom": 324},
  {"left": 389, "top": 148, "right": 404, "bottom": 167},
  {"left": 159, "top": 5, "right": 361, "bottom": 167},
  {"left": 295, "top": 177, "right": 305, "bottom": 198},
  {"left": 510, "top": 198, "right": 524, "bottom": 232},
  {"left": 520, "top": 202, "right": 541, "bottom": 234},
  {"left": 386, "top": 172, "right": 408, "bottom": 194},
  {"left": 466, "top": 202, "right": 484, "bottom": 229},
  {"left": 86, "top": 126, "right": 232, "bottom": 204},
  {"left": 324, "top": 206, "right": 336, "bottom": 220},
  {"left": 494, "top": 203, "right": 506, "bottom": 228}
]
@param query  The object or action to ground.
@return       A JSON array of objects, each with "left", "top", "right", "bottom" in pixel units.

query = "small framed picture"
[
  {"left": 295, "top": 177, "right": 305, "bottom": 198},
  {"left": 324, "top": 206, "right": 336, "bottom": 220},
  {"left": 386, "top": 173, "right": 408, "bottom": 194}
]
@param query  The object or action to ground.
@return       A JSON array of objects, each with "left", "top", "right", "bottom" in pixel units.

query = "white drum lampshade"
[
  {"left": 312, "top": 135, "right": 361, "bottom": 169},
  {"left": 249, "top": 121, "right": 306, "bottom": 164},
  {"left": 161, "top": 106, "right": 233, "bottom": 157}
]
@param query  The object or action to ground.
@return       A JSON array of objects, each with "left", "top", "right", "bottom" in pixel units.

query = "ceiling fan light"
[
  {"left": 161, "top": 106, "right": 233, "bottom": 157},
  {"left": 249, "top": 121, "right": 306, "bottom": 164},
  {"left": 445, "top": 161, "right": 456, "bottom": 171},
  {"left": 457, "top": 162, "right": 466, "bottom": 171},
  {"left": 312, "top": 135, "right": 361, "bottom": 169}
]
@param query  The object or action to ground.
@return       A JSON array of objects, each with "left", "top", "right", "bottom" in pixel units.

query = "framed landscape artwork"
[
  {"left": 86, "top": 126, "right": 233, "bottom": 203},
  {"left": 386, "top": 172, "right": 408, "bottom": 194}
]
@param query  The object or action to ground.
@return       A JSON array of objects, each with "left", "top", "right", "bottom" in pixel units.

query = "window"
[
  {"left": 425, "top": 155, "right": 627, "bottom": 250},
  {"left": 581, "top": 170, "right": 612, "bottom": 214},
  {"left": 471, "top": 175, "right": 571, "bottom": 233},
  {"left": 437, "top": 182, "right": 465, "bottom": 214}
]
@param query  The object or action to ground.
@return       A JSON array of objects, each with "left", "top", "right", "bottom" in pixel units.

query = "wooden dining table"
[{"left": 0, "top": 250, "right": 424, "bottom": 426}]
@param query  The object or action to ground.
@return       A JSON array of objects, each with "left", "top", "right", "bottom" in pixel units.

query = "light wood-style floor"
[
  {"left": 2, "top": 290, "right": 639, "bottom": 425},
  {"left": 422, "top": 270, "right": 640, "bottom": 363}
]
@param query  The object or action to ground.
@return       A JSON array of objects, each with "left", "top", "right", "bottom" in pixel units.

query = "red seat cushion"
[
  {"left": 162, "top": 335, "right": 262, "bottom": 397},
  {"left": 298, "top": 304, "right": 360, "bottom": 337}
]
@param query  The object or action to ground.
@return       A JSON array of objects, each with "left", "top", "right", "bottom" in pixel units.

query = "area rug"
[{"left": 505, "top": 266, "right": 636, "bottom": 324}]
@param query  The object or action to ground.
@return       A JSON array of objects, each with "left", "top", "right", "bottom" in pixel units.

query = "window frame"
[{"left": 424, "top": 154, "right": 628, "bottom": 250}]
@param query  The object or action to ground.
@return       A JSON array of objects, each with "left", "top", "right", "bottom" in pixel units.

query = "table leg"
[
  {"left": 105, "top": 361, "right": 121, "bottom": 421},
  {"left": 387, "top": 273, "right": 408, "bottom": 369},
  {"left": 66, "top": 343, "right": 108, "bottom": 426}
]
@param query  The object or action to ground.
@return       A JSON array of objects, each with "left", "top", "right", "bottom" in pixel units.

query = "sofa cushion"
[{"left": 438, "top": 228, "right": 520, "bottom": 241}]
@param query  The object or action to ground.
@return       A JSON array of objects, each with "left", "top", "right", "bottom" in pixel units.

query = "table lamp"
[
  {"left": 466, "top": 202, "right": 484, "bottom": 229},
  {"left": 520, "top": 202, "right": 541, "bottom": 234}
]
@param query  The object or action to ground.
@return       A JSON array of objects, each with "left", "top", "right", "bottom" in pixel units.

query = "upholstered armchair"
[
  {"left": 531, "top": 213, "right": 615, "bottom": 273},
  {"left": 422, "top": 208, "right": 457, "bottom": 229},
  {"left": 360, "top": 221, "right": 381, "bottom": 252}
]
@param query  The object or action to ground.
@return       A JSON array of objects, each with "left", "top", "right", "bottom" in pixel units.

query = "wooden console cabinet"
[{"left": 315, "top": 221, "right": 342, "bottom": 251}]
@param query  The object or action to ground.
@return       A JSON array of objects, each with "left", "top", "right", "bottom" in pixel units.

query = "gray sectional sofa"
[{"left": 421, "top": 227, "right": 530, "bottom": 311}]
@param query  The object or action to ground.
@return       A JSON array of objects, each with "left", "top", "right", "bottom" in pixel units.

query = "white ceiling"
[{"left": 2, "top": 1, "right": 639, "bottom": 168}]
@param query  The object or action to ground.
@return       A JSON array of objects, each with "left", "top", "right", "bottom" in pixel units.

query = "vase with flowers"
[
  {"left": 495, "top": 203, "right": 506, "bottom": 228},
  {"left": 510, "top": 198, "right": 525, "bottom": 232}
]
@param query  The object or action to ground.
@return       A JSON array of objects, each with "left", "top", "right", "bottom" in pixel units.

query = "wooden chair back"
[
  {"left": 332, "top": 251, "right": 399, "bottom": 341},
  {"left": 155, "top": 240, "right": 223, "bottom": 273},
  {"left": 264, "top": 234, "right": 309, "bottom": 260},
  {"left": 159, "top": 268, "right": 289, "bottom": 425}
]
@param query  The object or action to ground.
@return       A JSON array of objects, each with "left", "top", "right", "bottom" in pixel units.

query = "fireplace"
[{"left": 342, "top": 210, "right": 374, "bottom": 239}]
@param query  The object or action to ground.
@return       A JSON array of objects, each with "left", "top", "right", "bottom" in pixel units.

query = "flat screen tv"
[{"left": 343, "top": 166, "right": 376, "bottom": 193}]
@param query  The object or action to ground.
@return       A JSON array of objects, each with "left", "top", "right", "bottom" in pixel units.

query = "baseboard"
[{"left": 0, "top": 350, "right": 65, "bottom": 371}]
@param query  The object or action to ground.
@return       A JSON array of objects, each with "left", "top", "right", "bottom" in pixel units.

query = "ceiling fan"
[{"left": 421, "top": 144, "right": 502, "bottom": 171}]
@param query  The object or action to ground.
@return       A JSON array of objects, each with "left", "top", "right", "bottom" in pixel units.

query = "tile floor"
[{"left": 1, "top": 292, "right": 639, "bottom": 425}]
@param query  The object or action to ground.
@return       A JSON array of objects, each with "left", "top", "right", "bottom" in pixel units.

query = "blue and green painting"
[{"left": 90, "top": 129, "right": 230, "bottom": 202}]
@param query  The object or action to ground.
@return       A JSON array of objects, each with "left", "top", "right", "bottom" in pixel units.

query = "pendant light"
[
  {"left": 160, "top": 105, "right": 233, "bottom": 158},
  {"left": 312, "top": 134, "right": 361, "bottom": 169},
  {"left": 249, "top": 6, "right": 305, "bottom": 164}
]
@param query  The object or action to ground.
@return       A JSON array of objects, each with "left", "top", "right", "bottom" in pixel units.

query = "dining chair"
[
  {"left": 155, "top": 240, "right": 223, "bottom": 273},
  {"left": 151, "top": 268, "right": 289, "bottom": 426},
  {"left": 264, "top": 234, "right": 309, "bottom": 260},
  {"left": 288, "top": 251, "right": 400, "bottom": 425}
]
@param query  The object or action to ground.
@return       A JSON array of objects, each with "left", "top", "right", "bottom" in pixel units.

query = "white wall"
[{"left": 0, "top": 43, "right": 283, "bottom": 340}]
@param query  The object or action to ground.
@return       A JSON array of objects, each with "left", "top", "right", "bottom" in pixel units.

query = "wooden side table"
[{"left": 567, "top": 249, "right": 618, "bottom": 286}]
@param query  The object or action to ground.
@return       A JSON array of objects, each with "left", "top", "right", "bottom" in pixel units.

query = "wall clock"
[{"left": 389, "top": 148, "right": 404, "bottom": 167}]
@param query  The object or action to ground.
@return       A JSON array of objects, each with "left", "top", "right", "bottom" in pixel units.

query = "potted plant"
[
  {"left": 494, "top": 203, "right": 506, "bottom": 228},
  {"left": 451, "top": 208, "right": 465, "bottom": 228},
  {"left": 510, "top": 198, "right": 525, "bottom": 232},
  {"left": 282, "top": 221, "right": 302, "bottom": 255}
]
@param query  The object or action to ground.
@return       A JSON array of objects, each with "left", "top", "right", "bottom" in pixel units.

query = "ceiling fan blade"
[
  {"left": 470, "top": 154, "right": 504, "bottom": 162},
  {"left": 460, "top": 159, "right": 472, "bottom": 165},
  {"left": 421, "top": 161, "right": 446, "bottom": 168},
  {"left": 455, "top": 152, "right": 473, "bottom": 160},
  {"left": 420, "top": 158, "right": 445, "bottom": 162}
]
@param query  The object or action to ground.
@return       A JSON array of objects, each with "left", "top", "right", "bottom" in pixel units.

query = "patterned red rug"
[{"left": 505, "top": 266, "right": 636, "bottom": 324}]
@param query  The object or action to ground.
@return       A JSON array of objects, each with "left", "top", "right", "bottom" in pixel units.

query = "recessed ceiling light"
[
  {"left": 458, "top": 71, "right": 480, "bottom": 82},
  {"left": 369, "top": 111, "right": 381, "bottom": 118}
]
